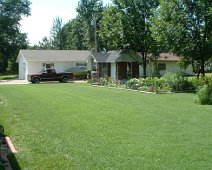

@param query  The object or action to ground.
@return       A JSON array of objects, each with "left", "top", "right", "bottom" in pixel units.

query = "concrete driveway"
[
  {"left": 0, "top": 79, "right": 29, "bottom": 85},
  {"left": 0, "top": 79, "right": 87, "bottom": 85}
]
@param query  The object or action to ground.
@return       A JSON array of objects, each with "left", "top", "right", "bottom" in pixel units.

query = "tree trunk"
[
  {"left": 200, "top": 58, "right": 205, "bottom": 77},
  {"left": 142, "top": 52, "right": 147, "bottom": 78}
]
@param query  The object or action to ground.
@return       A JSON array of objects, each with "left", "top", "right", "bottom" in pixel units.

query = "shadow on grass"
[{"left": 0, "top": 124, "right": 21, "bottom": 170}]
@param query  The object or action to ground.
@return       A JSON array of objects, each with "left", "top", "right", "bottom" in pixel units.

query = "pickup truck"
[{"left": 27, "top": 69, "right": 73, "bottom": 83}]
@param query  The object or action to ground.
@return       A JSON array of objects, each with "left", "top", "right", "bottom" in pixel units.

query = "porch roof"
[{"left": 92, "top": 51, "right": 140, "bottom": 63}]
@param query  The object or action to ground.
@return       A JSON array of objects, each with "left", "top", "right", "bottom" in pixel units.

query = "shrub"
[
  {"left": 196, "top": 85, "right": 212, "bottom": 105},
  {"left": 190, "top": 77, "right": 206, "bottom": 89},
  {"left": 108, "top": 78, "right": 124, "bottom": 88},
  {"left": 162, "top": 72, "right": 194, "bottom": 92},
  {"left": 100, "top": 77, "right": 108, "bottom": 86},
  {"left": 125, "top": 78, "right": 141, "bottom": 90}
]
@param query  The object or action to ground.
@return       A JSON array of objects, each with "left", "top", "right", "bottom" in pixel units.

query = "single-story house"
[
  {"left": 145, "top": 53, "right": 194, "bottom": 77},
  {"left": 89, "top": 51, "right": 194, "bottom": 80},
  {"left": 16, "top": 50, "right": 91, "bottom": 80},
  {"left": 16, "top": 49, "right": 193, "bottom": 80},
  {"left": 88, "top": 50, "right": 140, "bottom": 80}
]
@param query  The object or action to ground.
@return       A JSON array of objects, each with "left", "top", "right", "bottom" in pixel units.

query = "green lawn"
[{"left": 0, "top": 84, "right": 211, "bottom": 170}]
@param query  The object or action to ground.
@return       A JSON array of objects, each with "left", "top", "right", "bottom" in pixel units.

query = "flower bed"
[{"left": 95, "top": 73, "right": 211, "bottom": 94}]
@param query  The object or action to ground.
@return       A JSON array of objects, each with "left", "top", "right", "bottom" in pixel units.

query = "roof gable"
[
  {"left": 17, "top": 50, "right": 91, "bottom": 62},
  {"left": 92, "top": 50, "right": 141, "bottom": 62}
]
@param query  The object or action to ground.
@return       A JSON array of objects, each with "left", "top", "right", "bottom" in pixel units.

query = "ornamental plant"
[{"left": 196, "top": 84, "right": 212, "bottom": 105}]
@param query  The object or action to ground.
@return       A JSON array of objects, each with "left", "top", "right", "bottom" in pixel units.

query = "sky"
[{"left": 20, "top": 0, "right": 111, "bottom": 45}]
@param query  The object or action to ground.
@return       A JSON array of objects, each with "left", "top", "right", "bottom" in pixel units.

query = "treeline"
[
  {"left": 0, "top": 0, "right": 211, "bottom": 76},
  {"left": 0, "top": 0, "right": 30, "bottom": 73}
]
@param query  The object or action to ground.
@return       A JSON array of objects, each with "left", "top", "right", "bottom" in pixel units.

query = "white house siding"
[
  {"left": 18, "top": 56, "right": 27, "bottom": 80},
  {"left": 139, "top": 65, "right": 152, "bottom": 77},
  {"left": 26, "top": 61, "right": 86, "bottom": 80},
  {"left": 111, "top": 62, "right": 116, "bottom": 80},
  {"left": 139, "top": 61, "right": 194, "bottom": 77},
  {"left": 86, "top": 58, "right": 92, "bottom": 71},
  {"left": 157, "top": 61, "right": 193, "bottom": 75}
]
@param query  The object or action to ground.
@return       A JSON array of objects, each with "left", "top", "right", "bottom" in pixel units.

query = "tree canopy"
[
  {"left": 0, "top": 0, "right": 31, "bottom": 73},
  {"left": 112, "top": 0, "right": 160, "bottom": 78},
  {"left": 152, "top": 0, "right": 212, "bottom": 77},
  {"left": 2, "top": 0, "right": 211, "bottom": 76}
]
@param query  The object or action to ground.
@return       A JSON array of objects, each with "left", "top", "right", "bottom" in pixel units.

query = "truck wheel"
[
  {"left": 32, "top": 77, "right": 40, "bottom": 83},
  {"left": 61, "top": 77, "right": 68, "bottom": 83}
]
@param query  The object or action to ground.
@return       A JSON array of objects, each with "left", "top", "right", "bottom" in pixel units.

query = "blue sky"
[{"left": 20, "top": 0, "right": 112, "bottom": 45}]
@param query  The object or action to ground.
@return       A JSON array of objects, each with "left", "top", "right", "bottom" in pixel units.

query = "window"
[
  {"left": 43, "top": 63, "right": 54, "bottom": 69},
  {"left": 127, "top": 62, "right": 132, "bottom": 78},
  {"left": 102, "top": 63, "right": 107, "bottom": 77},
  {"left": 158, "top": 63, "right": 166, "bottom": 70}
]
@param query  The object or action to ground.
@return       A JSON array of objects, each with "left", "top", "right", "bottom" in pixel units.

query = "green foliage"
[
  {"left": 0, "top": 75, "right": 17, "bottom": 80},
  {"left": 162, "top": 72, "right": 194, "bottom": 92},
  {"left": 38, "top": 37, "right": 52, "bottom": 49},
  {"left": 190, "top": 77, "right": 211, "bottom": 90},
  {"left": 77, "top": 0, "right": 104, "bottom": 51},
  {"left": 99, "top": 6, "right": 123, "bottom": 51},
  {"left": 197, "top": 85, "right": 212, "bottom": 105},
  {"left": 125, "top": 77, "right": 170, "bottom": 93},
  {"left": 124, "top": 73, "right": 197, "bottom": 93},
  {"left": 50, "top": 17, "right": 65, "bottom": 49},
  {"left": 125, "top": 78, "right": 141, "bottom": 90},
  {"left": 62, "top": 17, "right": 89, "bottom": 50},
  {"left": 99, "top": 77, "right": 108, "bottom": 86},
  {"left": 37, "top": 17, "right": 65, "bottom": 50},
  {"left": 0, "top": 0, "right": 31, "bottom": 73},
  {"left": 113, "top": 0, "right": 160, "bottom": 78},
  {"left": 151, "top": 0, "right": 212, "bottom": 77},
  {"left": 98, "top": 77, "right": 125, "bottom": 87}
]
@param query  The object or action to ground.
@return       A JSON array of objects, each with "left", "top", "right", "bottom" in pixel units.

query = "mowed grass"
[{"left": 0, "top": 83, "right": 211, "bottom": 170}]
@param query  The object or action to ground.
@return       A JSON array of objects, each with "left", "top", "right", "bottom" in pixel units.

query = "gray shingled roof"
[
  {"left": 92, "top": 51, "right": 179, "bottom": 63},
  {"left": 17, "top": 50, "right": 91, "bottom": 62},
  {"left": 17, "top": 50, "right": 180, "bottom": 63},
  {"left": 92, "top": 51, "right": 141, "bottom": 62},
  {"left": 92, "top": 51, "right": 120, "bottom": 62}
]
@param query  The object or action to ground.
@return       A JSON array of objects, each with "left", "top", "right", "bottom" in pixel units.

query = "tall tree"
[
  {"left": 0, "top": 0, "right": 31, "bottom": 73},
  {"left": 50, "top": 17, "right": 65, "bottom": 50},
  {"left": 99, "top": 6, "right": 123, "bottom": 51},
  {"left": 38, "top": 36, "right": 52, "bottom": 49},
  {"left": 113, "top": 0, "right": 160, "bottom": 78},
  {"left": 77, "top": 0, "right": 104, "bottom": 51},
  {"left": 152, "top": 0, "right": 212, "bottom": 77},
  {"left": 62, "top": 17, "right": 88, "bottom": 50}
]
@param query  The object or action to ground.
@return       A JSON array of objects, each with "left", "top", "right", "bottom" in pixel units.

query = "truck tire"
[
  {"left": 61, "top": 77, "right": 68, "bottom": 83},
  {"left": 32, "top": 77, "right": 40, "bottom": 83}
]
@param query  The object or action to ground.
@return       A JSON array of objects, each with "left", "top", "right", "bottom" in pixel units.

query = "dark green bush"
[
  {"left": 197, "top": 85, "right": 212, "bottom": 105},
  {"left": 162, "top": 72, "right": 194, "bottom": 92},
  {"left": 191, "top": 77, "right": 207, "bottom": 89}
]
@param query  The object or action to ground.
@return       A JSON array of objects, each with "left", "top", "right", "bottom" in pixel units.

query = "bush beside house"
[{"left": 96, "top": 72, "right": 212, "bottom": 105}]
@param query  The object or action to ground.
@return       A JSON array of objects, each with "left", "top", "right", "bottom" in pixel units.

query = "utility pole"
[
  {"left": 93, "top": 13, "right": 98, "bottom": 53},
  {"left": 90, "top": 14, "right": 98, "bottom": 84}
]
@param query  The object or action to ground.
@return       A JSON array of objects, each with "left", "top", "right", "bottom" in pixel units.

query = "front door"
[{"left": 116, "top": 62, "right": 127, "bottom": 80}]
